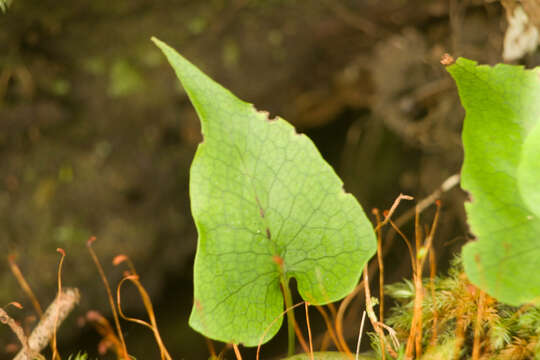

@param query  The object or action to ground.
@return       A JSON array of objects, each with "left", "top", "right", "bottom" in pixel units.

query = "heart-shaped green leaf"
[
  {"left": 447, "top": 58, "right": 540, "bottom": 305},
  {"left": 152, "top": 38, "right": 376, "bottom": 345}
]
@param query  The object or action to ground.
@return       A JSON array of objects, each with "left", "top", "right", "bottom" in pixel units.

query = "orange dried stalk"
[{"left": 86, "top": 236, "right": 130, "bottom": 360}]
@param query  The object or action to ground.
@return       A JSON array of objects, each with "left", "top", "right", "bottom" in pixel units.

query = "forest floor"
[{"left": 1, "top": 0, "right": 538, "bottom": 358}]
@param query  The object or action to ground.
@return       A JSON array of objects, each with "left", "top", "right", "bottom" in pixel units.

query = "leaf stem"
[{"left": 280, "top": 276, "right": 296, "bottom": 356}]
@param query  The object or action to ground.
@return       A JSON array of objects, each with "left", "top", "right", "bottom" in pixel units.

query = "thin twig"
[
  {"left": 205, "top": 338, "right": 217, "bottom": 359},
  {"left": 52, "top": 248, "right": 66, "bottom": 360},
  {"left": 388, "top": 220, "right": 416, "bottom": 273},
  {"left": 8, "top": 256, "right": 43, "bottom": 317},
  {"left": 112, "top": 254, "right": 137, "bottom": 275},
  {"left": 363, "top": 267, "right": 385, "bottom": 360},
  {"left": 396, "top": 174, "right": 459, "bottom": 230},
  {"left": 453, "top": 303, "right": 466, "bottom": 360},
  {"left": 377, "top": 322, "right": 400, "bottom": 352},
  {"left": 355, "top": 311, "right": 367, "bottom": 360},
  {"left": 217, "top": 343, "right": 231, "bottom": 360},
  {"left": 335, "top": 283, "right": 363, "bottom": 357},
  {"left": 472, "top": 290, "right": 486, "bottom": 360},
  {"left": 305, "top": 302, "right": 314, "bottom": 360},
  {"left": 363, "top": 266, "right": 397, "bottom": 358},
  {"left": 376, "top": 174, "right": 461, "bottom": 325},
  {"left": 232, "top": 344, "right": 243, "bottom": 360},
  {"left": 314, "top": 305, "right": 342, "bottom": 352},
  {"left": 13, "top": 288, "right": 80, "bottom": 360},
  {"left": 85, "top": 310, "right": 124, "bottom": 357},
  {"left": 427, "top": 203, "right": 442, "bottom": 347},
  {"left": 326, "top": 302, "right": 337, "bottom": 324},
  {"left": 319, "top": 331, "right": 332, "bottom": 352},
  {"left": 373, "top": 209, "right": 385, "bottom": 323},
  {"left": 87, "top": 236, "right": 130, "bottom": 360},
  {"left": 116, "top": 275, "right": 172, "bottom": 360},
  {"left": 319, "top": 301, "right": 338, "bottom": 351},
  {"left": 418, "top": 201, "right": 441, "bottom": 271},
  {"left": 1, "top": 304, "right": 42, "bottom": 360},
  {"left": 429, "top": 246, "right": 438, "bottom": 346},
  {"left": 256, "top": 302, "right": 305, "bottom": 360},
  {"left": 408, "top": 202, "right": 441, "bottom": 359},
  {"left": 335, "top": 259, "right": 381, "bottom": 359},
  {"left": 405, "top": 207, "right": 422, "bottom": 359},
  {"left": 114, "top": 254, "right": 171, "bottom": 360},
  {"left": 414, "top": 207, "right": 424, "bottom": 359},
  {"left": 293, "top": 312, "right": 310, "bottom": 354},
  {"left": 374, "top": 193, "right": 414, "bottom": 232}
]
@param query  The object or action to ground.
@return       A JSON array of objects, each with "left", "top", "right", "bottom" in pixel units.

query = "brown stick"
[
  {"left": 453, "top": 303, "right": 465, "bottom": 360},
  {"left": 335, "top": 282, "right": 363, "bottom": 357},
  {"left": 314, "top": 305, "right": 342, "bottom": 352},
  {"left": 8, "top": 256, "right": 43, "bottom": 317},
  {"left": 52, "top": 249, "right": 66, "bottom": 360},
  {"left": 205, "top": 338, "right": 217, "bottom": 359},
  {"left": 429, "top": 248, "right": 438, "bottom": 347},
  {"left": 335, "top": 259, "right": 382, "bottom": 359},
  {"left": 326, "top": 302, "right": 338, "bottom": 324},
  {"left": 373, "top": 209, "right": 385, "bottom": 323},
  {"left": 363, "top": 267, "right": 397, "bottom": 359},
  {"left": 305, "top": 303, "right": 315, "bottom": 360},
  {"left": 354, "top": 311, "right": 367, "bottom": 360},
  {"left": 413, "top": 274, "right": 424, "bottom": 359},
  {"left": 413, "top": 206, "right": 424, "bottom": 360},
  {"left": 116, "top": 275, "right": 173, "bottom": 360},
  {"left": 388, "top": 220, "right": 416, "bottom": 273},
  {"left": 418, "top": 201, "right": 441, "bottom": 271},
  {"left": 1, "top": 304, "right": 42, "bottom": 360},
  {"left": 87, "top": 237, "right": 130, "bottom": 360},
  {"left": 13, "top": 288, "right": 80, "bottom": 360},
  {"left": 85, "top": 310, "right": 125, "bottom": 357},
  {"left": 232, "top": 344, "right": 243, "bottom": 360},
  {"left": 472, "top": 290, "right": 486, "bottom": 360},
  {"left": 374, "top": 193, "right": 414, "bottom": 232},
  {"left": 293, "top": 312, "right": 310, "bottom": 354},
  {"left": 405, "top": 206, "right": 423, "bottom": 359},
  {"left": 385, "top": 174, "right": 459, "bottom": 246},
  {"left": 256, "top": 302, "right": 305, "bottom": 360}
]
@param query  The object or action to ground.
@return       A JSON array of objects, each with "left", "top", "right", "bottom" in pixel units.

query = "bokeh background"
[{"left": 1, "top": 0, "right": 539, "bottom": 358}]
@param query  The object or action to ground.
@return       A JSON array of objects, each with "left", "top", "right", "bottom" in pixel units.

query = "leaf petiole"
[{"left": 280, "top": 276, "right": 296, "bottom": 357}]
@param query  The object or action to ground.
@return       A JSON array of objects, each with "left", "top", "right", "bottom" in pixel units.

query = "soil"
[{"left": 0, "top": 0, "right": 538, "bottom": 358}]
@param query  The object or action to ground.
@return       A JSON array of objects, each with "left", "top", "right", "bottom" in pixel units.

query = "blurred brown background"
[{"left": 1, "top": 0, "right": 538, "bottom": 358}]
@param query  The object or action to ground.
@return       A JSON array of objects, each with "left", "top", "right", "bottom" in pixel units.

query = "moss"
[{"left": 377, "top": 257, "right": 540, "bottom": 359}]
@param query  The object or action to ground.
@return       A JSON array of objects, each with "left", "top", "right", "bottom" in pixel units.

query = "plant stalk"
[{"left": 280, "top": 276, "right": 296, "bottom": 356}]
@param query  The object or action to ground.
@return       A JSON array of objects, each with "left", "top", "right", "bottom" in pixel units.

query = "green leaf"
[
  {"left": 152, "top": 37, "right": 376, "bottom": 346},
  {"left": 518, "top": 122, "right": 540, "bottom": 218},
  {"left": 447, "top": 58, "right": 540, "bottom": 305}
]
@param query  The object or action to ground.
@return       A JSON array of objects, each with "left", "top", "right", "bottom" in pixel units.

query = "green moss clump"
[{"left": 373, "top": 258, "right": 540, "bottom": 359}]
